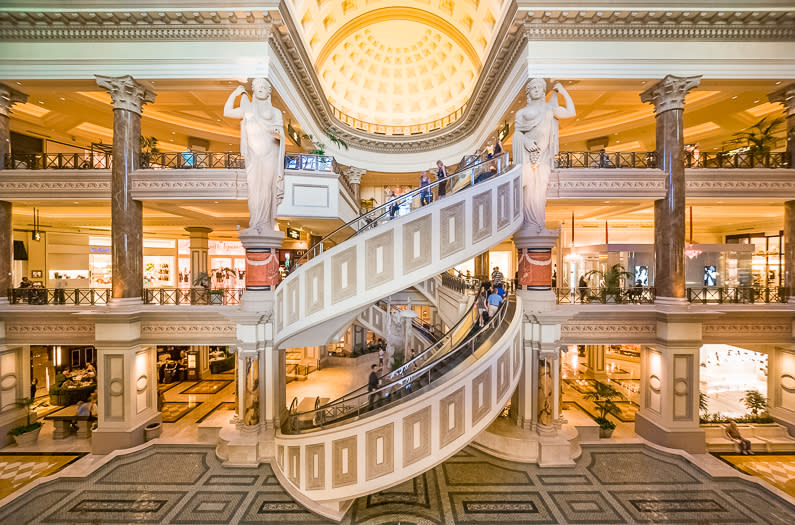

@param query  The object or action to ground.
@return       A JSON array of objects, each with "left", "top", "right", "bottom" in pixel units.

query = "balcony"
[
  {"left": 555, "top": 287, "right": 656, "bottom": 305},
  {"left": 6, "top": 287, "right": 242, "bottom": 306},
  {"left": 687, "top": 286, "right": 789, "bottom": 304}
]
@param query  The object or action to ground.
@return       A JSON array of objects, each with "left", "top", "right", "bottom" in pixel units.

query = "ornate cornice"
[
  {"left": 685, "top": 169, "right": 795, "bottom": 198},
  {"left": 549, "top": 169, "right": 666, "bottom": 199},
  {"left": 561, "top": 320, "right": 657, "bottom": 342},
  {"left": 140, "top": 320, "right": 236, "bottom": 340},
  {"left": 640, "top": 74, "right": 702, "bottom": 115},
  {"left": 5, "top": 319, "right": 95, "bottom": 343},
  {"left": 96, "top": 74, "right": 156, "bottom": 115}
]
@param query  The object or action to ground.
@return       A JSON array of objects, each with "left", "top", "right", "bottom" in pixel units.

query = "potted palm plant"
[
  {"left": 583, "top": 381, "right": 624, "bottom": 438},
  {"left": 584, "top": 264, "right": 633, "bottom": 303},
  {"left": 8, "top": 397, "right": 43, "bottom": 446}
]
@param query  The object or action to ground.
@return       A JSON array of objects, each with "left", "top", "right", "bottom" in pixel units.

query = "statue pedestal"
[{"left": 238, "top": 229, "right": 283, "bottom": 312}]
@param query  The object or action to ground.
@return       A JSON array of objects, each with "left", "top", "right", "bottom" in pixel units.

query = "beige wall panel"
[
  {"left": 497, "top": 349, "right": 511, "bottom": 399},
  {"left": 497, "top": 181, "right": 511, "bottom": 230},
  {"left": 439, "top": 387, "right": 466, "bottom": 448},
  {"left": 366, "top": 423, "right": 395, "bottom": 481},
  {"left": 287, "top": 446, "right": 301, "bottom": 487},
  {"left": 673, "top": 354, "right": 693, "bottom": 421},
  {"left": 331, "top": 247, "right": 358, "bottom": 304},
  {"left": 305, "top": 443, "right": 325, "bottom": 490},
  {"left": 471, "top": 368, "right": 492, "bottom": 426},
  {"left": 402, "top": 406, "right": 431, "bottom": 467},
  {"left": 286, "top": 280, "right": 300, "bottom": 325},
  {"left": 471, "top": 189, "right": 493, "bottom": 243},
  {"left": 402, "top": 215, "right": 433, "bottom": 273},
  {"left": 439, "top": 202, "right": 466, "bottom": 258},
  {"left": 365, "top": 231, "right": 395, "bottom": 289},
  {"left": 512, "top": 176, "right": 521, "bottom": 220},
  {"left": 304, "top": 262, "right": 325, "bottom": 316},
  {"left": 332, "top": 435, "right": 357, "bottom": 488}
]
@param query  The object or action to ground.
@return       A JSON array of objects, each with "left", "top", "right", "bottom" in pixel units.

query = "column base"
[
  {"left": 634, "top": 412, "right": 706, "bottom": 453},
  {"left": 240, "top": 289, "right": 274, "bottom": 313},
  {"left": 516, "top": 289, "right": 557, "bottom": 312},
  {"left": 217, "top": 425, "right": 263, "bottom": 466},
  {"left": 92, "top": 415, "right": 161, "bottom": 455},
  {"left": 471, "top": 418, "right": 540, "bottom": 463},
  {"left": 108, "top": 296, "right": 144, "bottom": 308},
  {"left": 538, "top": 425, "right": 579, "bottom": 467},
  {"left": 654, "top": 296, "right": 689, "bottom": 307}
]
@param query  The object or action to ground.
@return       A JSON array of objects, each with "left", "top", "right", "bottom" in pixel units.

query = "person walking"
[
  {"left": 491, "top": 266, "right": 504, "bottom": 289},
  {"left": 54, "top": 272, "right": 66, "bottom": 304},
  {"left": 30, "top": 377, "right": 38, "bottom": 400},
  {"left": 487, "top": 287, "right": 503, "bottom": 319},
  {"left": 378, "top": 347, "right": 384, "bottom": 368}
]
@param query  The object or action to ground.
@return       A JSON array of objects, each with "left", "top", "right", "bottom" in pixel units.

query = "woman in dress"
[
  {"left": 224, "top": 78, "right": 285, "bottom": 232},
  {"left": 513, "top": 78, "right": 575, "bottom": 229},
  {"left": 436, "top": 160, "right": 447, "bottom": 198}
]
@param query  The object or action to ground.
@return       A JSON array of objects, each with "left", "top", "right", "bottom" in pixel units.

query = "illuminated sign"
[{"left": 286, "top": 227, "right": 301, "bottom": 240}]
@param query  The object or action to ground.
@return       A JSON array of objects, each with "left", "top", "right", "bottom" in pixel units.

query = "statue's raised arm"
[{"left": 224, "top": 78, "right": 285, "bottom": 234}]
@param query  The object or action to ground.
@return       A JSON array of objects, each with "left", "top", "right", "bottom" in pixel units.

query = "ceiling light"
[
  {"left": 776, "top": 81, "right": 782, "bottom": 85},
  {"left": 754, "top": 100, "right": 759, "bottom": 103},
  {"left": 38, "top": 100, "right": 44, "bottom": 104},
  {"left": 732, "top": 95, "right": 738, "bottom": 99},
  {"left": 15, "top": 81, "right": 21, "bottom": 85},
  {"left": 73, "top": 201, "right": 79, "bottom": 204},
  {"left": 59, "top": 97, "right": 65, "bottom": 101},
  {"left": 171, "top": 131, "right": 176, "bottom": 134},
  {"left": 641, "top": 81, "right": 647, "bottom": 85}
]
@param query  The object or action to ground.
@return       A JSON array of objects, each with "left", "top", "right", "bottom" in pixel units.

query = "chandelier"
[{"left": 685, "top": 244, "right": 702, "bottom": 260}]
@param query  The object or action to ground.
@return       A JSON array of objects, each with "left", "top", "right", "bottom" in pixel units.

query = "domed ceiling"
[{"left": 287, "top": 0, "right": 507, "bottom": 129}]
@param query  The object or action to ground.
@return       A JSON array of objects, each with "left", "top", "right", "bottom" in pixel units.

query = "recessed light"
[
  {"left": 217, "top": 119, "right": 221, "bottom": 122},
  {"left": 169, "top": 139, "right": 174, "bottom": 142},
  {"left": 732, "top": 95, "right": 738, "bottom": 99},
  {"left": 59, "top": 97, "right": 65, "bottom": 101},
  {"left": 616, "top": 140, "right": 621, "bottom": 143},
  {"left": 754, "top": 99, "right": 759, "bottom": 103},
  {"left": 73, "top": 201, "right": 79, "bottom": 205},
  {"left": 641, "top": 81, "right": 647, "bottom": 85},
  {"left": 776, "top": 81, "right": 782, "bottom": 85},
  {"left": 171, "top": 131, "right": 176, "bottom": 134},
  {"left": 15, "top": 81, "right": 21, "bottom": 85},
  {"left": 38, "top": 100, "right": 44, "bottom": 104},
  {"left": 214, "top": 201, "right": 219, "bottom": 204}
]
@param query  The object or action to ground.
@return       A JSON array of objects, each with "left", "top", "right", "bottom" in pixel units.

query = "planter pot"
[
  {"left": 144, "top": 422, "right": 162, "bottom": 441},
  {"left": 13, "top": 425, "right": 42, "bottom": 446},
  {"left": 599, "top": 427, "right": 615, "bottom": 439}
]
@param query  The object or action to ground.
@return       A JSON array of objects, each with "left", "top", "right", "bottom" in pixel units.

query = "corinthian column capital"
[
  {"left": 344, "top": 166, "right": 366, "bottom": 185},
  {"left": 640, "top": 74, "right": 701, "bottom": 115},
  {"left": 0, "top": 83, "right": 28, "bottom": 118},
  {"left": 769, "top": 82, "right": 795, "bottom": 117},
  {"left": 95, "top": 75, "right": 156, "bottom": 115}
]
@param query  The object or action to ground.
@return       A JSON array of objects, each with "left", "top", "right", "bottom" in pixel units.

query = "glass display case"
[{"left": 684, "top": 244, "right": 753, "bottom": 288}]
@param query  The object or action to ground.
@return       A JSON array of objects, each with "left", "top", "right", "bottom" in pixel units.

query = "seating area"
[{"left": 703, "top": 423, "right": 795, "bottom": 453}]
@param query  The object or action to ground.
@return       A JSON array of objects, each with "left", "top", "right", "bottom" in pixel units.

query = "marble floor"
[
  {"left": 717, "top": 453, "right": 795, "bottom": 498},
  {"left": 0, "top": 443, "right": 793, "bottom": 524}
]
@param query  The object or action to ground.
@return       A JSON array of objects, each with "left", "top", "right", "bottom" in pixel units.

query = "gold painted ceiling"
[{"left": 286, "top": 0, "right": 507, "bottom": 127}]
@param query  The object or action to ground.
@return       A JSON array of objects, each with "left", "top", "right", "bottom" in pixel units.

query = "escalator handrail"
[
  {"left": 283, "top": 297, "right": 512, "bottom": 433},
  {"left": 295, "top": 152, "right": 511, "bottom": 267}
]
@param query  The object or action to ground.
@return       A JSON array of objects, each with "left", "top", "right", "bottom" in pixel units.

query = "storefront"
[
  {"left": 726, "top": 231, "right": 784, "bottom": 287},
  {"left": 700, "top": 344, "right": 768, "bottom": 418},
  {"left": 30, "top": 344, "right": 97, "bottom": 405}
]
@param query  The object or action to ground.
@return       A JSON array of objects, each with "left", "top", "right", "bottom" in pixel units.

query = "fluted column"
[
  {"left": 769, "top": 82, "right": 795, "bottom": 169},
  {"left": 0, "top": 84, "right": 27, "bottom": 301},
  {"left": 96, "top": 75, "right": 156, "bottom": 304},
  {"left": 185, "top": 226, "right": 212, "bottom": 284},
  {"left": 641, "top": 75, "right": 701, "bottom": 301}
]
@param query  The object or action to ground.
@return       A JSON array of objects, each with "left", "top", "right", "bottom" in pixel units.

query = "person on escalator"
[
  {"left": 477, "top": 289, "right": 489, "bottom": 327},
  {"left": 368, "top": 364, "right": 380, "bottom": 408},
  {"left": 487, "top": 288, "right": 503, "bottom": 319}
]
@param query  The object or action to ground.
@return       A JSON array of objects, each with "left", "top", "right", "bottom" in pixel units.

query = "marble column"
[
  {"left": 344, "top": 166, "right": 365, "bottom": 208},
  {"left": 185, "top": 226, "right": 212, "bottom": 285},
  {"left": 473, "top": 251, "right": 489, "bottom": 281},
  {"left": 769, "top": 82, "right": 795, "bottom": 169},
  {"left": 96, "top": 75, "right": 156, "bottom": 304},
  {"left": 585, "top": 345, "right": 607, "bottom": 380},
  {"left": 0, "top": 84, "right": 27, "bottom": 302},
  {"left": 640, "top": 75, "right": 701, "bottom": 301},
  {"left": 0, "top": 201, "right": 11, "bottom": 302},
  {"left": 785, "top": 201, "right": 795, "bottom": 298}
]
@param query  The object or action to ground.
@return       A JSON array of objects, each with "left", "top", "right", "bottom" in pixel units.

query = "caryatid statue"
[
  {"left": 513, "top": 78, "right": 575, "bottom": 230},
  {"left": 224, "top": 78, "right": 285, "bottom": 234}
]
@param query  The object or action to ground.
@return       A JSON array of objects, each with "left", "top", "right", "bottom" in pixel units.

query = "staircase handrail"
[
  {"left": 295, "top": 152, "right": 510, "bottom": 267},
  {"left": 283, "top": 297, "right": 511, "bottom": 433}
]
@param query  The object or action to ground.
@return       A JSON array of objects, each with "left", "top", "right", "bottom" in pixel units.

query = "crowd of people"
[{"left": 476, "top": 266, "right": 507, "bottom": 326}]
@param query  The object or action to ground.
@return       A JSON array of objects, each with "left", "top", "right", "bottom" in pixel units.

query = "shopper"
[
  {"left": 436, "top": 160, "right": 447, "bottom": 198},
  {"left": 30, "top": 377, "right": 38, "bottom": 400},
  {"left": 419, "top": 171, "right": 432, "bottom": 206},
  {"left": 54, "top": 272, "right": 66, "bottom": 304},
  {"left": 491, "top": 266, "right": 504, "bottom": 288},
  {"left": 487, "top": 288, "right": 503, "bottom": 318},
  {"left": 368, "top": 365, "right": 380, "bottom": 407}
]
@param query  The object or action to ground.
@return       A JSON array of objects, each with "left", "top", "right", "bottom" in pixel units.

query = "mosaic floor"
[
  {"left": 0, "top": 452, "right": 84, "bottom": 499},
  {"left": 717, "top": 453, "right": 795, "bottom": 498},
  {"left": 1, "top": 444, "right": 792, "bottom": 524}
]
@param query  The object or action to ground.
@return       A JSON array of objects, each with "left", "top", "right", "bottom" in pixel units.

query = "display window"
[{"left": 144, "top": 255, "right": 175, "bottom": 287}]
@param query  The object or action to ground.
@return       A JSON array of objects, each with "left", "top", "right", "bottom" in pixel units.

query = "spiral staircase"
[{"left": 271, "top": 155, "right": 526, "bottom": 519}]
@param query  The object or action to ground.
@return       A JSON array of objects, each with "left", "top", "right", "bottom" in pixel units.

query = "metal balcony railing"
[
  {"left": 143, "top": 287, "right": 244, "bottom": 305},
  {"left": 140, "top": 152, "right": 245, "bottom": 169},
  {"left": 686, "top": 286, "right": 789, "bottom": 304},
  {"left": 555, "top": 287, "right": 656, "bottom": 304},
  {"left": 555, "top": 151, "right": 657, "bottom": 169},
  {"left": 7, "top": 287, "right": 110, "bottom": 305},
  {"left": 4, "top": 152, "right": 111, "bottom": 170},
  {"left": 684, "top": 151, "right": 790, "bottom": 169}
]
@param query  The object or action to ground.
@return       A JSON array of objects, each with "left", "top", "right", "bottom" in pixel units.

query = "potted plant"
[
  {"left": 8, "top": 397, "right": 43, "bottom": 446},
  {"left": 583, "top": 381, "right": 624, "bottom": 438},
  {"left": 584, "top": 264, "right": 633, "bottom": 303},
  {"left": 743, "top": 389, "right": 768, "bottom": 416},
  {"left": 725, "top": 116, "right": 784, "bottom": 166}
]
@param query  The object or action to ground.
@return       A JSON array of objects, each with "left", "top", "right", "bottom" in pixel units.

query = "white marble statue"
[
  {"left": 513, "top": 78, "right": 575, "bottom": 230},
  {"left": 224, "top": 78, "right": 285, "bottom": 233},
  {"left": 386, "top": 310, "right": 405, "bottom": 370}
]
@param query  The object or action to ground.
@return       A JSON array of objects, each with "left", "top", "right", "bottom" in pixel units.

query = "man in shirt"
[
  {"left": 491, "top": 266, "right": 504, "bottom": 288},
  {"left": 368, "top": 364, "right": 380, "bottom": 407},
  {"left": 487, "top": 288, "right": 503, "bottom": 318}
]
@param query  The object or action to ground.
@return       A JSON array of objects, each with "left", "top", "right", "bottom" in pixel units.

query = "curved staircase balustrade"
[
  {"left": 286, "top": 300, "right": 484, "bottom": 434},
  {"left": 274, "top": 155, "right": 522, "bottom": 348},
  {"left": 273, "top": 297, "right": 523, "bottom": 518}
]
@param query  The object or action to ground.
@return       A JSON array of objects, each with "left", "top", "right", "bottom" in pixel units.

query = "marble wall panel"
[
  {"left": 365, "top": 231, "right": 395, "bottom": 289},
  {"left": 646, "top": 348, "right": 663, "bottom": 415},
  {"left": 779, "top": 351, "right": 795, "bottom": 411},
  {"left": 366, "top": 423, "right": 395, "bottom": 481},
  {"left": 471, "top": 368, "right": 492, "bottom": 426},
  {"left": 497, "top": 182, "right": 511, "bottom": 230},
  {"left": 402, "top": 215, "right": 433, "bottom": 274},
  {"left": 277, "top": 445, "right": 284, "bottom": 469},
  {"left": 402, "top": 406, "right": 431, "bottom": 467},
  {"left": 673, "top": 354, "right": 693, "bottom": 421},
  {"left": 512, "top": 176, "right": 521, "bottom": 220},
  {"left": 286, "top": 280, "right": 300, "bottom": 326},
  {"left": 303, "top": 262, "right": 325, "bottom": 316},
  {"left": 513, "top": 332, "right": 522, "bottom": 373},
  {"left": 471, "top": 190, "right": 493, "bottom": 244},
  {"left": 0, "top": 347, "right": 21, "bottom": 412},
  {"left": 305, "top": 444, "right": 325, "bottom": 490},
  {"left": 497, "top": 349, "right": 511, "bottom": 399},
  {"left": 331, "top": 247, "right": 358, "bottom": 304},
  {"left": 287, "top": 446, "right": 301, "bottom": 487},
  {"left": 275, "top": 290, "right": 284, "bottom": 332},
  {"left": 332, "top": 436, "right": 357, "bottom": 488},
  {"left": 104, "top": 354, "right": 125, "bottom": 422},
  {"left": 439, "top": 387, "right": 466, "bottom": 448},
  {"left": 440, "top": 202, "right": 465, "bottom": 258}
]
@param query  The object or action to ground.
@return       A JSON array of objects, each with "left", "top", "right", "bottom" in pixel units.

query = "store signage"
[
  {"left": 286, "top": 227, "right": 301, "bottom": 240},
  {"left": 90, "top": 246, "right": 112, "bottom": 254}
]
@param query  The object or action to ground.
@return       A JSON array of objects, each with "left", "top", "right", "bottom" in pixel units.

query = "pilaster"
[
  {"left": 0, "top": 331, "right": 30, "bottom": 447},
  {"left": 768, "top": 82, "right": 795, "bottom": 169},
  {"left": 96, "top": 75, "right": 155, "bottom": 304},
  {"left": 785, "top": 201, "right": 795, "bottom": 300},
  {"left": 185, "top": 226, "right": 212, "bottom": 285},
  {"left": 641, "top": 75, "right": 701, "bottom": 301}
]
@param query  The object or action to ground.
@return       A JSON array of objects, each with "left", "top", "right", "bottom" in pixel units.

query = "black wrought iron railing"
[
  {"left": 294, "top": 152, "right": 511, "bottom": 269},
  {"left": 8, "top": 287, "right": 110, "bottom": 305},
  {"left": 555, "top": 151, "right": 657, "bottom": 169},
  {"left": 686, "top": 286, "right": 788, "bottom": 304},
  {"left": 441, "top": 269, "right": 480, "bottom": 295},
  {"left": 684, "top": 151, "right": 790, "bottom": 169},
  {"left": 143, "top": 287, "right": 243, "bottom": 305},
  {"left": 140, "top": 152, "right": 245, "bottom": 169},
  {"left": 555, "top": 287, "right": 656, "bottom": 304},
  {"left": 284, "top": 298, "right": 512, "bottom": 433},
  {"left": 4, "top": 152, "right": 111, "bottom": 170}
]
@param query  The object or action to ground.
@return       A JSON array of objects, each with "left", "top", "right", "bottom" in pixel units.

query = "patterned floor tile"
[
  {"left": 442, "top": 461, "right": 532, "bottom": 486},
  {"left": 448, "top": 491, "right": 557, "bottom": 524},
  {"left": 42, "top": 489, "right": 188, "bottom": 523},
  {"left": 0, "top": 453, "right": 83, "bottom": 499},
  {"left": 587, "top": 450, "right": 699, "bottom": 484},
  {"left": 180, "top": 380, "right": 233, "bottom": 395},
  {"left": 97, "top": 450, "right": 208, "bottom": 485},
  {"left": 171, "top": 490, "right": 248, "bottom": 523},
  {"left": 161, "top": 401, "right": 200, "bottom": 423},
  {"left": 609, "top": 489, "right": 755, "bottom": 523},
  {"left": 240, "top": 492, "right": 334, "bottom": 524},
  {"left": 547, "top": 491, "right": 625, "bottom": 524},
  {"left": 717, "top": 453, "right": 795, "bottom": 497}
]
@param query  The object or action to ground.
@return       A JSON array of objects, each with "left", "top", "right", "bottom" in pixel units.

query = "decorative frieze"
[
  {"left": 5, "top": 320, "right": 95, "bottom": 343},
  {"left": 140, "top": 321, "right": 236, "bottom": 340},
  {"left": 561, "top": 321, "right": 657, "bottom": 342},
  {"left": 702, "top": 321, "right": 791, "bottom": 341}
]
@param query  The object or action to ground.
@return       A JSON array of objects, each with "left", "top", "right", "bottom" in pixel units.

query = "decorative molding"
[
  {"left": 640, "top": 74, "right": 702, "bottom": 114},
  {"left": 5, "top": 320, "right": 95, "bottom": 342},
  {"left": 95, "top": 74, "right": 156, "bottom": 115},
  {"left": 140, "top": 320, "right": 236, "bottom": 340},
  {"left": 343, "top": 167, "right": 365, "bottom": 186},
  {"left": 561, "top": 320, "right": 657, "bottom": 341},
  {"left": 702, "top": 321, "right": 791, "bottom": 338},
  {"left": 550, "top": 169, "right": 666, "bottom": 199},
  {"left": 686, "top": 170, "right": 795, "bottom": 198},
  {"left": 0, "top": 172, "right": 111, "bottom": 200}
]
